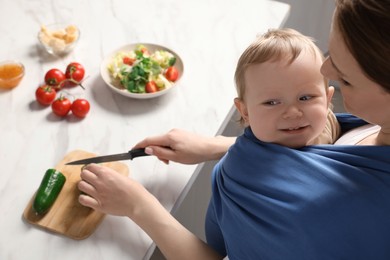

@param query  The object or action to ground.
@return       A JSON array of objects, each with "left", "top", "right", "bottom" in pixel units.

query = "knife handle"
[{"left": 129, "top": 148, "right": 149, "bottom": 159}]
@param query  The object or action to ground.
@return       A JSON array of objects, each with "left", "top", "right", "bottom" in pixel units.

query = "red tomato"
[
  {"left": 71, "top": 99, "right": 90, "bottom": 118},
  {"left": 145, "top": 81, "right": 158, "bottom": 93},
  {"left": 35, "top": 85, "right": 56, "bottom": 106},
  {"left": 140, "top": 47, "right": 150, "bottom": 56},
  {"left": 45, "top": 69, "right": 66, "bottom": 89},
  {"left": 165, "top": 66, "right": 179, "bottom": 82},
  {"left": 51, "top": 96, "right": 72, "bottom": 117},
  {"left": 65, "top": 62, "right": 85, "bottom": 86},
  {"left": 123, "top": 57, "right": 135, "bottom": 65}
]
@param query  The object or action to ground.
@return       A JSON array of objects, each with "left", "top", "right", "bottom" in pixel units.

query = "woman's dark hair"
[{"left": 335, "top": 0, "right": 390, "bottom": 93}]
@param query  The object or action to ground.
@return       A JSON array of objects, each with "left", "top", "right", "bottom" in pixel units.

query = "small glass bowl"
[
  {"left": 0, "top": 60, "right": 25, "bottom": 89},
  {"left": 38, "top": 23, "right": 80, "bottom": 56}
]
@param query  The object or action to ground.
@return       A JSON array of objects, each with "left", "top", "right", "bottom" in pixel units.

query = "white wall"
[{"left": 279, "top": 0, "right": 335, "bottom": 52}]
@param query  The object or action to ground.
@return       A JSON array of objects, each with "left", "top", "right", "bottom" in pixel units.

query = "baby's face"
[{"left": 236, "top": 51, "right": 332, "bottom": 148}]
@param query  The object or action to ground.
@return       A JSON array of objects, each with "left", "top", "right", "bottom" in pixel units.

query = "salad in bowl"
[{"left": 101, "top": 43, "right": 183, "bottom": 99}]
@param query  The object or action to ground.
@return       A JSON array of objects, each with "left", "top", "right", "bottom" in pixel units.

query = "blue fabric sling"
[{"left": 205, "top": 114, "right": 390, "bottom": 260}]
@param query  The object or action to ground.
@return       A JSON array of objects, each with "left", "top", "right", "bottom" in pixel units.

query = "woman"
[{"left": 78, "top": 0, "right": 390, "bottom": 259}]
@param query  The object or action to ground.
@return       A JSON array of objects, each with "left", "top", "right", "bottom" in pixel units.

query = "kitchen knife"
[{"left": 65, "top": 148, "right": 149, "bottom": 165}]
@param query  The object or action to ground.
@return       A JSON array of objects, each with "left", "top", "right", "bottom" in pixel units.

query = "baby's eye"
[
  {"left": 263, "top": 100, "right": 280, "bottom": 106},
  {"left": 299, "top": 95, "right": 313, "bottom": 101}
]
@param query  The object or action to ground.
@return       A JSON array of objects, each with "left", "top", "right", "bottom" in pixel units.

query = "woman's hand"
[
  {"left": 133, "top": 128, "right": 236, "bottom": 164},
  {"left": 78, "top": 163, "right": 154, "bottom": 218}
]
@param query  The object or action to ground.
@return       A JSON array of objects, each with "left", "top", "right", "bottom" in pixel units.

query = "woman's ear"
[{"left": 234, "top": 97, "right": 249, "bottom": 123}]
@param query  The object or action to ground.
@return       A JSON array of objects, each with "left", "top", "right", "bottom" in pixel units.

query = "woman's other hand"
[{"left": 133, "top": 128, "right": 236, "bottom": 164}]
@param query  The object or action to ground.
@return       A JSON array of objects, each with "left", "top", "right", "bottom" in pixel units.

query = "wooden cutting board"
[{"left": 23, "top": 150, "right": 129, "bottom": 240}]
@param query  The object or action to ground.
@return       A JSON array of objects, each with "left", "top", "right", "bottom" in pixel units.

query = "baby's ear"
[
  {"left": 234, "top": 98, "right": 249, "bottom": 123},
  {"left": 327, "top": 86, "right": 335, "bottom": 104}
]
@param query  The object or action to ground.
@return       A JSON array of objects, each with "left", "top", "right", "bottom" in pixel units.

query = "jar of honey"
[{"left": 0, "top": 61, "right": 25, "bottom": 89}]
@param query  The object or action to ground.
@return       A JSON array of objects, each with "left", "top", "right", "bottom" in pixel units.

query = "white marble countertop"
[{"left": 0, "top": 0, "right": 289, "bottom": 259}]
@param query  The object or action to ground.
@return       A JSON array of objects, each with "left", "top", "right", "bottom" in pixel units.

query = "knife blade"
[{"left": 65, "top": 148, "right": 149, "bottom": 165}]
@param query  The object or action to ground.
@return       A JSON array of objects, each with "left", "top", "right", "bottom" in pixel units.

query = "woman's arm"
[
  {"left": 78, "top": 164, "right": 223, "bottom": 260},
  {"left": 133, "top": 128, "right": 236, "bottom": 164},
  {"left": 134, "top": 194, "right": 223, "bottom": 260}
]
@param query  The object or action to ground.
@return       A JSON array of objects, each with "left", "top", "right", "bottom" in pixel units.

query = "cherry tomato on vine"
[
  {"left": 165, "top": 66, "right": 179, "bottom": 82},
  {"left": 145, "top": 81, "right": 158, "bottom": 93},
  {"left": 35, "top": 85, "right": 56, "bottom": 106},
  {"left": 51, "top": 96, "right": 72, "bottom": 117},
  {"left": 45, "top": 69, "right": 66, "bottom": 89},
  {"left": 71, "top": 99, "right": 90, "bottom": 118},
  {"left": 65, "top": 62, "right": 85, "bottom": 87}
]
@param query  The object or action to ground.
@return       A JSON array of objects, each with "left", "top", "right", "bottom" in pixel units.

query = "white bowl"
[
  {"left": 100, "top": 43, "right": 184, "bottom": 99},
  {"left": 38, "top": 23, "right": 80, "bottom": 56}
]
